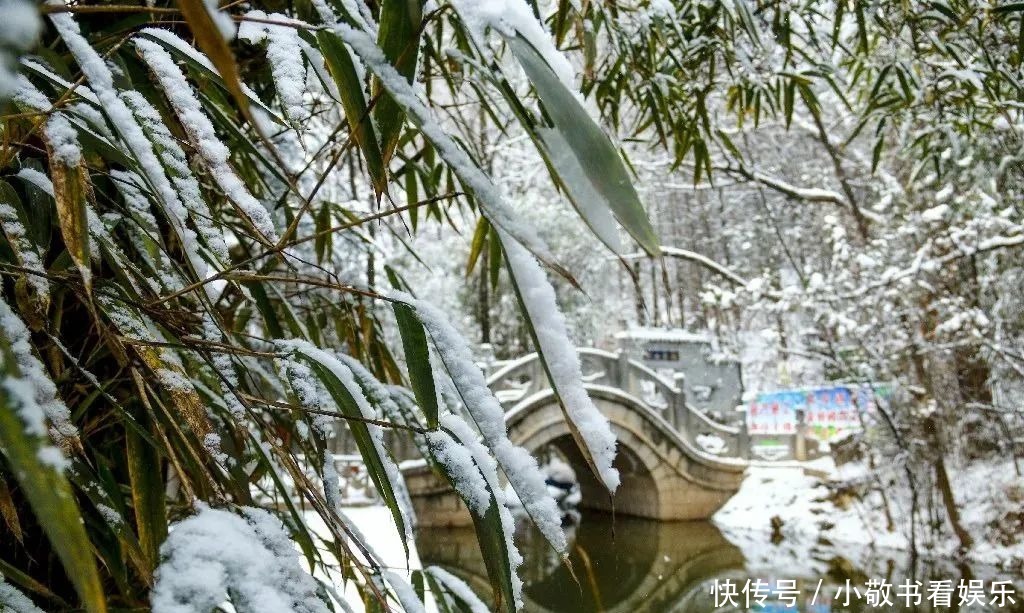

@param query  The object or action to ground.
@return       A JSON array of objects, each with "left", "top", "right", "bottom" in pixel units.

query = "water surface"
[{"left": 415, "top": 512, "right": 1024, "bottom": 612}]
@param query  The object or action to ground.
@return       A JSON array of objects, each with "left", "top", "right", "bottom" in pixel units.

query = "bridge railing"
[{"left": 486, "top": 348, "right": 749, "bottom": 460}]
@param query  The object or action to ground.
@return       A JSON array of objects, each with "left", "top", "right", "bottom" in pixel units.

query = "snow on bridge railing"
[{"left": 485, "top": 347, "right": 750, "bottom": 460}]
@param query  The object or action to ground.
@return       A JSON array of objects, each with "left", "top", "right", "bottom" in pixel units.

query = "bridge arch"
[
  {"left": 505, "top": 385, "right": 744, "bottom": 520},
  {"left": 403, "top": 348, "right": 749, "bottom": 525}
]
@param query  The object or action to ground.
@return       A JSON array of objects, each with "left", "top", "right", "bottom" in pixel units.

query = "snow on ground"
[{"left": 714, "top": 457, "right": 1024, "bottom": 573}]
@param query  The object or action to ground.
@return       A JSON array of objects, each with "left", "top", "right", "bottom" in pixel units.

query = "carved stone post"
[{"left": 673, "top": 372, "right": 688, "bottom": 434}]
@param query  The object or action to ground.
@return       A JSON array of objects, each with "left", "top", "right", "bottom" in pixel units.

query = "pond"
[{"left": 415, "top": 512, "right": 1024, "bottom": 612}]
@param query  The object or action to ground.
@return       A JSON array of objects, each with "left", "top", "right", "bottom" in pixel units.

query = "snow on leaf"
[
  {"left": 426, "top": 566, "right": 490, "bottom": 613},
  {"left": 0, "top": 291, "right": 77, "bottom": 458},
  {"left": 0, "top": 574, "right": 45, "bottom": 613},
  {"left": 152, "top": 506, "right": 331, "bottom": 613},
  {"left": 279, "top": 340, "right": 416, "bottom": 547},
  {"left": 237, "top": 11, "right": 310, "bottom": 124},
  {"left": 499, "top": 230, "right": 619, "bottom": 492},
  {"left": 383, "top": 571, "right": 426, "bottom": 613},
  {"left": 132, "top": 37, "right": 276, "bottom": 246},
  {"left": 330, "top": 23, "right": 562, "bottom": 270},
  {"left": 47, "top": 10, "right": 233, "bottom": 284},
  {"left": 385, "top": 290, "right": 566, "bottom": 555}
]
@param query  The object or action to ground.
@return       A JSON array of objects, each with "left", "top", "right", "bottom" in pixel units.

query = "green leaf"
[
  {"left": 386, "top": 270, "right": 439, "bottom": 430},
  {"left": 293, "top": 349, "right": 410, "bottom": 556},
  {"left": 0, "top": 326, "right": 107, "bottom": 613},
  {"left": 315, "top": 30, "right": 389, "bottom": 198},
  {"left": 505, "top": 34, "right": 659, "bottom": 255},
  {"left": 375, "top": 0, "right": 424, "bottom": 164},
  {"left": 535, "top": 127, "right": 622, "bottom": 254},
  {"left": 125, "top": 410, "right": 166, "bottom": 574},
  {"left": 466, "top": 216, "right": 490, "bottom": 275},
  {"left": 441, "top": 457, "right": 516, "bottom": 613}
]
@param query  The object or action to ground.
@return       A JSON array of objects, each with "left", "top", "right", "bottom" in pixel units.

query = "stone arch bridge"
[{"left": 404, "top": 348, "right": 750, "bottom": 526}]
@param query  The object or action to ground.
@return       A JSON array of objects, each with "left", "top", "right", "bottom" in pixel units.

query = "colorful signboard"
[{"left": 747, "top": 384, "right": 891, "bottom": 441}]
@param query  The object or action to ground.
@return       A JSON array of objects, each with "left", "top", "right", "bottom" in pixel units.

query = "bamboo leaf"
[
  {"left": 175, "top": 0, "right": 255, "bottom": 126},
  {"left": 125, "top": 409, "right": 166, "bottom": 574},
  {"left": 0, "top": 325, "right": 107, "bottom": 613},
  {"left": 375, "top": 0, "right": 424, "bottom": 164},
  {"left": 499, "top": 233, "right": 609, "bottom": 495},
  {"left": 504, "top": 35, "right": 659, "bottom": 255},
  {"left": 46, "top": 146, "right": 91, "bottom": 292},
  {"left": 385, "top": 269, "right": 438, "bottom": 430},
  {"left": 292, "top": 349, "right": 410, "bottom": 554},
  {"left": 466, "top": 216, "right": 490, "bottom": 275},
  {"left": 316, "top": 30, "right": 389, "bottom": 197},
  {"left": 432, "top": 452, "right": 515, "bottom": 613}
]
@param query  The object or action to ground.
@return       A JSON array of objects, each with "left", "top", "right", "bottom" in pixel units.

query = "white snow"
[
  {"left": 424, "top": 427, "right": 491, "bottom": 515},
  {"left": 134, "top": 33, "right": 277, "bottom": 244},
  {"left": 382, "top": 571, "right": 426, "bottom": 613},
  {"left": 152, "top": 506, "right": 331, "bottom": 613},
  {"left": 47, "top": 10, "right": 220, "bottom": 286},
  {"left": 0, "top": 0, "right": 41, "bottom": 100},
  {"left": 447, "top": 0, "right": 577, "bottom": 91},
  {"left": 440, "top": 411, "right": 525, "bottom": 609},
  {"left": 922, "top": 203, "right": 951, "bottom": 222},
  {"left": 43, "top": 114, "right": 82, "bottom": 165},
  {"left": 500, "top": 230, "right": 619, "bottom": 492},
  {"left": 0, "top": 294, "right": 75, "bottom": 469},
  {"left": 0, "top": 196, "right": 48, "bottom": 300},
  {"left": 426, "top": 566, "right": 490, "bottom": 613},
  {"left": 238, "top": 11, "right": 309, "bottom": 124},
  {"left": 15, "top": 168, "right": 54, "bottom": 197},
  {"left": 716, "top": 458, "right": 1024, "bottom": 571},
  {"left": 203, "top": 0, "right": 236, "bottom": 41},
  {"left": 0, "top": 574, "right": 45, "bottom": 613}
]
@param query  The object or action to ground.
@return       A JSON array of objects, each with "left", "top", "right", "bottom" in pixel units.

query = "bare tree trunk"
[
  {"left": 633, "top": 261, "right": 647, "bottom": 326},
  {"left": 650, "top": 261, "right": 660, "bottom": 326},
  {"left": 932, "top": 441, "right": 974, "bottom": 551}
]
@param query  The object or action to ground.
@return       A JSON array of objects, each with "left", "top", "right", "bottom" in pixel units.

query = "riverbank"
[{"left": 712, "top": 457, "right": 1024, "bottom": 574}]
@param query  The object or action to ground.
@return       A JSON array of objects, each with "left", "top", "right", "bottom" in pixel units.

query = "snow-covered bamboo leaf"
[
  {"left": 426, "top": 566, "right": 490, "bottom": 613},
  {"left": 374, "top": 0, "right": 423, "bottom": 164},
  {"left": 331, "top": 24, "right": 573, "bottom": 282},
  {"left": 134, "top": 29, "right": 285, "bottom": 126},
  {"left": 433, "top": 413, "right": 522, "bottom": 612},
  {"left": 384, "top": 290, "right": 566, "bottom": 563},
  {"left": 96, "top": 297, "right": 213, "bottom": 443},
  {"left": 152, "top": 506, "right": 330, "bottom": 613},
  {"left": 504, "top": 34, "right": 659, "bottom": 256},
  {"left": 315, "top": 29, "right": 389, "bottom": 197},
  {"left": 283, "top": 342, "right": 413, "bottom": 557},
  {"left": 0, "top": 180, "right": 49, "bottom": 328},
  {"left": 0, "top": 299, "right": 106, "bottom": 613},
  {"left": 498, "top": 231, "right": 619, "bottom": 493}
]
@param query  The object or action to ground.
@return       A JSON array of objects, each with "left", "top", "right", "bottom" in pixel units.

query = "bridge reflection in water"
[
  {"left": 416, "top": 512, "right": 1024, "bottom": 613},
  {"left": 417, "top": 512, "right": 744, "bottom": 613}
]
